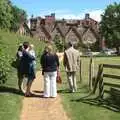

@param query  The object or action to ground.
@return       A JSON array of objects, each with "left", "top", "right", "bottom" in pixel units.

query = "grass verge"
[
  {"left": 0, "top": 30, "right": 45, "bottom": 120},
  {"left": 58, "top": 57, "right": 120, "bottom": 120}
]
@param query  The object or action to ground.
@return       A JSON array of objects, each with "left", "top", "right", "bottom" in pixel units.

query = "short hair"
[
  {"left": 23, "top": 42, "right": 29, "bottom": 49},
  {"left": 68, "top": 41, "right": 73, "bottom": 47}
]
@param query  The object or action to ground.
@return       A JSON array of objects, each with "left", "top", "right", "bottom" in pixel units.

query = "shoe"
[
  {"left": 25, "top": 92, "right": 32, "bottom": 97},
  {"left": 50, "top": 96, "right": 57, "bottom": 98},
  {"left": 72, "top": 88, "right": 76, "bottom": 93},
  {"left": 72, "top": 89, "right": 75, "bottom": 93},
  {"left": 25, "top": 94, "right": 31, "bottom": 97},
  {"left": 44, "top": 95, "right": 50, "bottom": 98}
]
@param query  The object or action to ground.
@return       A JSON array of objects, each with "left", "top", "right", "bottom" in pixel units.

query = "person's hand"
[
  {"left": 42, "top": 70, "right": 44, "bottom": 75},
  {"left": 26, "top": 47, "right": 29, "bottom": 52}
]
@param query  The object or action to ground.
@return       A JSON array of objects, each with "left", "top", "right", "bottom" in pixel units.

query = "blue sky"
[{"left": 11, "top": 0, "right": 119, "bottom": 21}]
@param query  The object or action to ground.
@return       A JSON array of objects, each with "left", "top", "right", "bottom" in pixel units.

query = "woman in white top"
[{"left": 29, "top": 44, "right": 36, "bottom": 66}]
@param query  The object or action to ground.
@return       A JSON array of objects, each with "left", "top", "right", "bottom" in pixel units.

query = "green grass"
[
  {"left": 0, "top": 71, "right": 22, "bottom": 120},
  {"left": 0, "top": 30, "right": 45, "bottom": 120},
  {"left": 58, "top": 57, "right": 120, "bottom": 120},
  {"left": 1, "top": 29, "right": 120, "bottom": 120}
]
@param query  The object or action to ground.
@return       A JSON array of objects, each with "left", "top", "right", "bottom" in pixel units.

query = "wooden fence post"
[
  {"left": 92, "top": 64, "right": 103, "bottom": 94},
  {"left": 99, "top": 64, "right": 104, "bottom": 99},
  {"left": 89, "top": 57, "right": 93, "bottom": 90},
  {"left": 93, "top": 63, "right": 120, "bottom": 99},
  {"left": 92, "top": 58, "right": 95, "bottom": 81},
  {"left": 79, "top": 60, "right": 82, "bottom": 83}
]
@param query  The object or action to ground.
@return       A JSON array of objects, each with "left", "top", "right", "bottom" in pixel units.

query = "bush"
[
  {"left": 53, "top": 35, "right": 64, "bottom": 52},
  {"left": 0, "top": 50, "right": 10, "bottom": 84}
]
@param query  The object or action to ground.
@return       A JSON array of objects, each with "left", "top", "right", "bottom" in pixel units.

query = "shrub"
[
  {"left": 53, "top": 35, "right": 64, "bottom": 52},
  {"left": 0, "top": 50, "right": 10, "bottom": 84}
]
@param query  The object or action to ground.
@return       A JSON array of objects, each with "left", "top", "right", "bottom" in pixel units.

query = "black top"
[{"left": 40, "top": 52, "right": 59, "bottom": 72}]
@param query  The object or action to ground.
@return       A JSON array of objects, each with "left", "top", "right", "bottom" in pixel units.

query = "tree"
[
  {"left": 0, "top": 0, "right": 27, "bottom": 31},
  {"left": 53, "top": 35, "right": 64, "bottom": 52},
  {"left": 100, "top": 2, "right": 120, "bottom": 54},
  {"left": 0, "top": 0, "right": 13, "bottom": 29},
  {"left": 10, "top": 5, "right": 27, "bottom": 31},
  {"left": 0, "top": 38, "right": 9, "bottom": 84}
]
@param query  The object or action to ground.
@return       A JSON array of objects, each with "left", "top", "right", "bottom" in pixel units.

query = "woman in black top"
[{"left": 40, "top": 45, "right": 59, "bottom": 98}]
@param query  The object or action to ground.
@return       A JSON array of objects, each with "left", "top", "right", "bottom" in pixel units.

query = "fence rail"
[
  {"left": 103, "top": 64, "right": 120, "bottom": 69},
  {"left": 104, "top": 82, "right": 120, "bottom": 88},
  {"left": 103, "top": 74, "right": 120, "bottom": 79},
  {"left": 93, "top": 64, "right": 120, "bottom": 99}
]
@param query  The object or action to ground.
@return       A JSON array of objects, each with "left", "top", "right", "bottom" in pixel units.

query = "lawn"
[
  {"left": 1, "top": 30, "right": 120, "bottom": 120},
  {"left": 58, "top": 56, "right": 120, "bottom": 120}
]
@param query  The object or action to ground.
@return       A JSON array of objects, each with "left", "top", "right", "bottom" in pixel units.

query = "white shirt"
[{"left": 29, "top": 49, "right": 36, "bottom": 65}]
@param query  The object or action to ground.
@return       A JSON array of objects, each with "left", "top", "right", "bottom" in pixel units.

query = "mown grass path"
[{"left": 20, "top": 72, "right": 70, "bottom": 120}]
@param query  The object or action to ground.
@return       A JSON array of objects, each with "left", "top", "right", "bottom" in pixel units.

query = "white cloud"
[
  {"left": 29, "top": 9, "right": 104, "bottom": 22},
  {"left": 86, "top": 9, "right": 104, "bottom": 22},
  {"left": 55, "top": 9, "right": 104, "bottom": 22}
]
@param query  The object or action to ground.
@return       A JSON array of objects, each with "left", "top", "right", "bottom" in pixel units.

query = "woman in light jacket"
[{"left": 40, "top": 45, "right": 59, "bottom": 98}]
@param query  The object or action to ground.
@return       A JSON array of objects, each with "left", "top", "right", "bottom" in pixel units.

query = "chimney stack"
[
  {"left": 85, "top": 13, "right": 90, "bottom": 19},
  {"left": 51, "top": 13, "right": 55, "bottom": 17}
]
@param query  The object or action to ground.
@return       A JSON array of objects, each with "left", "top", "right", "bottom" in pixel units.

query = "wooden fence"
[
  {"left": 93, "top": 64, "right": 120, "bottom": 99},
  {"left": 78, "top": 57, "right": 94, "bottom": 86},
  {"left": 79, "top": 60, "right": 82, "bottom": 83},
  {"left": 89, "top": 57, "right": 94, "bottom": 90}
]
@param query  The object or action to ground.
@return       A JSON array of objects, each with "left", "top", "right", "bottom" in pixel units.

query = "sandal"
[{"left": 25, "top": 92, "right": 32, "bottom": 97}]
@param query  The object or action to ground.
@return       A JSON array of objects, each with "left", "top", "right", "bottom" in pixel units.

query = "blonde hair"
[
  {"left": 45, "top": 45, "right": 54, "bottom": 54},
  {"left": 29, "top": 44, "right": 34, "bottom": 49}
]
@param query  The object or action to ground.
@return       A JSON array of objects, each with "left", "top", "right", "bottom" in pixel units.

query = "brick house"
[{"left": 28, "top": 13, "right": 105, "bottom": 49}]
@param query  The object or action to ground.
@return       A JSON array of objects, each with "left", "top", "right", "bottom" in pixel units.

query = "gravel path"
[{"left": 20, "top": 72, "right": 70, "bottom": 120}]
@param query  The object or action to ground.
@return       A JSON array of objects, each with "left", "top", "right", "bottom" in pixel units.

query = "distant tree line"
[
  {"left": 0, "top": 0, "right": 27, "bottom": 31},
  {"left": 0, "top": 0, "right": 27, "bottom": 84},
  {"left": 100, "top": 2, "right": 120, "bottom": 54}
]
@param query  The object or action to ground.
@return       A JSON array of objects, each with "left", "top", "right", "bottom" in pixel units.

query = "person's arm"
[
  {"left": 17, "top": 51, "right": 22, "bottom": 57},
  {"left": 77, "top": 51, "right": 80, "bottom": 67},
  {"left": 32, "top": 50, "right": 36, "bottom": 58},
  {"left": 23, "top": 50, "right": 35, "bottom": 61},
  {"left": 40, "top": 53, "right": 45, "bottom": 75},
  {"left": 40, "top": 54, "right": 44, "bottom": 68},
  {"left": 55, "top": 54, "right": 59, "bottom": 67}
]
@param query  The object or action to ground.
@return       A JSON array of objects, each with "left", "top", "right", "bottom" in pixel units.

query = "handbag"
[
  {"left": 11, "top": 58, "right": 19, "bottom": 68},
  {"left": 56, "top": 70, "right": 62, "bottom": 84}
]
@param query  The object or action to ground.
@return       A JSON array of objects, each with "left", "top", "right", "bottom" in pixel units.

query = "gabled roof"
[
  {"left": 82, "top": 25, "right": 100, "bottom": 40},
  {"left": 23, "top": 22, "right": 33, "bottom": 36},
  {"left": 40, "top": 25, "right": 51, "bottom": 40},
  {"left": 56, "top": 25, "right": 65, "bottom": 38},
  {"left": 57, "top": 22, "right": 69, "bottom": 37},
  {"left": 71, "top": 26, "right": 82, "bottom": 40}
]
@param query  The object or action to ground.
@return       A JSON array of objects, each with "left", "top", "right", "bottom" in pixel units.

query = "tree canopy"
[
  {"left": 100, "top": 2, "right": 120, "bottom": 50},
  {"left": 0, "top": 0, "right": 27, "bottom": 31},
  {"left": 10, "top": 5, "right": 27, "bottom": 31}
]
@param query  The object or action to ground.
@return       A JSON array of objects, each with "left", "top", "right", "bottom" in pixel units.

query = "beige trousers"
[{"left": 67, "top": 72, "right": 77, "bottom": 92}]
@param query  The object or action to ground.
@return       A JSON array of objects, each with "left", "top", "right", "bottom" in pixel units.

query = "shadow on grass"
[
  {"left": 57, "top": 89, "right": 71, "bottom": 94},
  {"left": 71, "top": 94, "right": 120, "bottom": 112},
  {"left": 57, "top": 84, "right": 90, "bottom": 94},
  {"left": 25, "top": 93, "right": 44, "bottom": 98},
  {"left": 33, "top": 90, "right": 43, "bottom": 93},
  {"left": 0, "top": 86, "right": 44, "bottom": 98},
  {"left": 57, "top": 88, "right": 86, "bottom": 94},
  {"left": 0, "top": 86, "right": 24, "bottom": 96}
]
